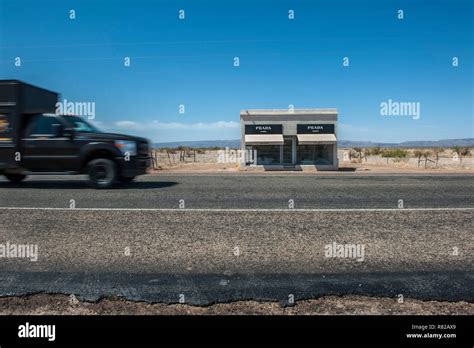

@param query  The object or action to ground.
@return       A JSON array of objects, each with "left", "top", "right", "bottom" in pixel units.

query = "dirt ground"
[
  {"left": 1, "top": 294, "right": 472, "bottom": 315},
  {"left": 152, "top": 162, "right": 474, "bottom": 174},
  {"left": 154, "top": 162, "right": 240, "bottom": 173},
  {"left": 339, "top": 162, "right": 474, "bottom": 173}
]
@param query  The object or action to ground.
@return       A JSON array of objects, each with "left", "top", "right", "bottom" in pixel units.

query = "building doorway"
[{"left": 282, "top": 136, "right": 295, "bottom": 165}]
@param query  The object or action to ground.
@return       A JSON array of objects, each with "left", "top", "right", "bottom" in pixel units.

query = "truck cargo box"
[
  {"left": 0, "top": 80, "right": 59, "bottom": 169},
  {"left": 0, "top": 80, "right": 58, "bottom": 114}
]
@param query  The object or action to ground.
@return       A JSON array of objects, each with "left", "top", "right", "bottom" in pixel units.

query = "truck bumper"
[{"left": 116, "top": 156, "right": 151, "bottom": 177}]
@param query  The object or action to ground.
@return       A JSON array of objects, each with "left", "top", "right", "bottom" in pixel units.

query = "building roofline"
[{"left": 240, "top": 108, "right": 338, "bottom": 116}]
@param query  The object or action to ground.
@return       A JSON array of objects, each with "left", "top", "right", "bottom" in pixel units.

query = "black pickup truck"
[{"left": 0, "top": 80, "right": 151, "bottom": 188}]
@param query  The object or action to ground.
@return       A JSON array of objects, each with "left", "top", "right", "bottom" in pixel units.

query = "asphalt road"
[
  {"left": 0, "top": 174, "right": 473, "bottom": 305},
  {"left": 0, "top": 173, "right": 473, "bottom": 209}
]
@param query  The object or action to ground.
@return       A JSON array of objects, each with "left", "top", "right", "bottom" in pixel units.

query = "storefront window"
[
  {"left": 250, "top": 145, "right": 281, "bottom": 165},
  {"left": 297, "top": 145, "right": 333, "bottom": 165}
]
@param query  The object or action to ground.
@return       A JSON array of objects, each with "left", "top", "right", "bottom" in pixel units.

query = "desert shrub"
[
  {"left": 351, "top": 147, "right": 364, "bottom": 162},
  {"left": 382, "top": 149, "right": 408, "bottom": 158},
  {"left": 381, "top": 149, "right": 408, "bottom": 163},
  {"left": 459, "top": 147, "right": 471, "bottom": 157},
  {"left": 367, "top": 146, "right": 383, "bottom": 156},
  {"left": 413, "top": 149, "right": 423, "bottom": 158},
  {"left": 451, "top": 146, "right": 471, "bottom": 163}
]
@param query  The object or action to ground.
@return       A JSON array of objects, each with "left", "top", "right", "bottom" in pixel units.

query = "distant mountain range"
[
  {"left": 153, "top": 138, "right": 474, "bottom": 149},
  {"left": 339, "top": 138, "right": 474, "bottom": 148},
  {"left": 154, "top": 139, "right": 241, "bottom": 149}
]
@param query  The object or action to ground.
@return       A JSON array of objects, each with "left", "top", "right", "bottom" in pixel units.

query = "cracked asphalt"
[{"left": 0, "top": 174, "right": 472, "bottom": 305}]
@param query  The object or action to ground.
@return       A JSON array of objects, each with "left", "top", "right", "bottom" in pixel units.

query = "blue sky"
[{"left": 0, "top": 0, "right": 472, "bottom": 143}]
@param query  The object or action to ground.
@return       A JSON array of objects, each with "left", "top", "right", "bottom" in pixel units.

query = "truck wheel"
[
  {"left": 119, "top": 176, "right": 135, "bottom": 184},
  {"left": 87, "top": 158, "right": 117, "bottom": 189},
  {"left": 4, "top": 173, "right": 27, "bottom": 184}
]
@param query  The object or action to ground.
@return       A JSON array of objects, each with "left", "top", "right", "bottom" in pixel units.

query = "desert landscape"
[{"left": 150, "top": 146, "right": 474, "bottom": 173}]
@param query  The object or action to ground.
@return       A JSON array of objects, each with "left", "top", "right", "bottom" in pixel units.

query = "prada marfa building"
[{"left": 240, "top": 109, "right": 338, "bottom": 170}]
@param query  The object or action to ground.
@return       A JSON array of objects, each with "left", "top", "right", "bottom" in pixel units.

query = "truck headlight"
[{"left": 115, "top": 140, "right": 137, "bottom": 156}]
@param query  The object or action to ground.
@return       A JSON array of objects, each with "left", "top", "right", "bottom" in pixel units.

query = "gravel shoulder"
[{"left": 0, "top": 294, "right": 472, "bottom": 315}]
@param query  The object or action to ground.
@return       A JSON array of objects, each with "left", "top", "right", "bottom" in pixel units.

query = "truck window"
[
  {"left": 0, "top": 114, "right": 13, "bottom": 143},
  {"left": 63, "top": 115, "right": 100, "bottom": 133},
  {"left": 24, "top": 116, "right": 62, "bottom": 137},
  {"left": 0, "top": 114, "right": 10, "bottom": 133}
]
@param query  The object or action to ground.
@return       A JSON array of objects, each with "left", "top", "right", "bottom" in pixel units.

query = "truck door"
[{"left": 20, "top": 115, "right": 79, "bottom": 171}]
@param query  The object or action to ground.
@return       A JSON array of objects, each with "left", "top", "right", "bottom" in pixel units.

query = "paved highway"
[
  {"left": 0, "top": 174, "right": 472, "bottom": 209},
  {"left": 0, "top": 174, "right": 472, "bottom": 305}
]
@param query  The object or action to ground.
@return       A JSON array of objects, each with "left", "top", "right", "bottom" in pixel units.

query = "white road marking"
[{"left": 0, "top": 207, "right": 472, "bottom": 212}]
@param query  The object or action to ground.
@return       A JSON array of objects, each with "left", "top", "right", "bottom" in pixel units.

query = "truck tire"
[
  {"left": 4, "top": 173, "right": 27, "bottom": 184},
  {"left": 87, "top": 158, "right": 117, "bottom": 189},
  {"left": 119, "top": 176, "right": 135, "bottom": 184}
]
